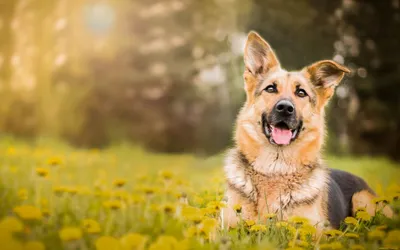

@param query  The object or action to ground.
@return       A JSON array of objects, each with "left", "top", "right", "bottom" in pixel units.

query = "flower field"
[{"left": 0, "top": 137, "right": 399, "bottom": 250}]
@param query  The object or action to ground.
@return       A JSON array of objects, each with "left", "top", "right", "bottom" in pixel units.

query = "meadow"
[{"left": 0, "top": 137, "right": 399, "bottom": 250}]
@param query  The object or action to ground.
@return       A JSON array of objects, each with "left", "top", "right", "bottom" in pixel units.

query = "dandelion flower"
[
  {"left": 324, "top": 229, "right": 342, "bottom": 237},
  {"left": 0, "top": 216, "right": 23, "bottom": 233},
  {"left": 35, "top": 167, "right": 49, "bottom": 177},
  {"left": 24, "top": 241, "right": 45, "bottom": 250},
  {"left": 206, "top": 201, "right": 226, "bottom": 211},
  {"left": 233, "top": 204, "right": 242, "bottom": 214},
  {"left": 384, "top": 230, "right": 400, "bottom": 248},
  {"left": 372, "top": 197, "right": 390, "bottom": 204},
  {"left": 350, "top": 245, "right": 365, "bottom": 250},
  {"left": 264, "top": 213, "right": 277, "bottom": 220},
  {"left": 159, "top": 170, "right": 173, "bottom": 180},
  {"left": 17, "top": 188, "right": 28, "bottom": 201},
  {"left": 356, "top": 211, "right": 371, "bottom": 221},
  {"left": 47, "top": 156, "right": 62, "bottom": 166},
  {"left": 14, "top": 205, "right": 42, "bottom": 220},
  {"left": 200, "top": 218, "right": 218, "bottom": 235},
  {"left": 120, "top": 233, "right": 147, "bottom": 250},
  {"left": 59, "top": 227, "right": 83, "bottom": 241},
  {"left": 245, "top": 220, "right": 255, "bottom": 227},
  {"left": 113, "top": 179, "right": 126, "bottom": 188},
  {"left": 82, "top": 219, "right": 101, "bottom": 234},
  {"left": 368, "top": 229, "right": 385, "bottom": 241},
  {"left": 95, "top": 236, "right": 120, "bottom": 250},
  {"left": 289, "top": 216, "right": 309, "bottom": 225},
  {"left": 345, "top": 232, "right": 359, "bottom": 239},
  {"left": 162, "top": 204, "right": 176, "bottom": 214},
  {"left": 285, "top": 247, "right": 304, "bottom": 250},
  {"left": 103, "top": 200, "right": 123, "bottom": 210},
  {"left": 249, "top": 224, "right": 267, "bottom": 232},
  {"left": 344, "top": 216, "right": 358, "bottom": 226}
]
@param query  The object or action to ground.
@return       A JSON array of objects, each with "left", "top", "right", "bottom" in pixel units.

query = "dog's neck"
[{"left": 235, "top": 116, "right": 324, "bottom": 175}]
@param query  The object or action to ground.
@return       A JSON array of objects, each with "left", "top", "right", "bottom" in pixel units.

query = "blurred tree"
[{"left": 332, "top": 0, "right": 400, "bottom": 160}]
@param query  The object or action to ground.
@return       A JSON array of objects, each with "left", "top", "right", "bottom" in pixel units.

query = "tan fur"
[{"left": 224, "top": 31, "right": 350, "bottom": 228}]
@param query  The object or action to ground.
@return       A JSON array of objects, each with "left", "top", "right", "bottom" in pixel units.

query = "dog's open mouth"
[{"left": 262, "top": 118, "right": 302, "bottom": 146}]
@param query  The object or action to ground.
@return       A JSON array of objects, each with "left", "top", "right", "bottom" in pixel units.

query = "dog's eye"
[
  {"left": 296, "top": 89, "right": 308, "bottom": 98},
  {"left": 264, "top": 85, "right": 277, "bottom": 93}
]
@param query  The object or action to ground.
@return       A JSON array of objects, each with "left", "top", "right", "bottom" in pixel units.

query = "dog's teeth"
[{"left": 291, "top": 130, "right": 297, "bottom": 139}]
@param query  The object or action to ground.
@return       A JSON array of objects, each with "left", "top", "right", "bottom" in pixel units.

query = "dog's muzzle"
[{"left": 262, "top": 99, "right": 303, "bottom": 146}]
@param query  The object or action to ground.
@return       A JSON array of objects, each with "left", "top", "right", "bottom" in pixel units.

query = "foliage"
[{"left": 0, "top": 137, "right": 399, "bottom": 249}]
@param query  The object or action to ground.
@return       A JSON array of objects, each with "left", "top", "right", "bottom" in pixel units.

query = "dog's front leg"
[{"left": 223, "top": 187, "right": 257, "bottom": 229}]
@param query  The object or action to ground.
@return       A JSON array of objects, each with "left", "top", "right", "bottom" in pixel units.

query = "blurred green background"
[{"left": 0, "top": 0, "right": 399, "bottom": 160}]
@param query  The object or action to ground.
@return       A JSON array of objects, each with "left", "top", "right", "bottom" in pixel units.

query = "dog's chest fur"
[{"left": 225, "top": 149, "right": 328, "bottom": 215}]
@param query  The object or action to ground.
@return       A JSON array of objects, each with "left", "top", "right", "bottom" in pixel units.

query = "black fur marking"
[{"left": 328, "top": 169, "right": 374, "bottom": 228}]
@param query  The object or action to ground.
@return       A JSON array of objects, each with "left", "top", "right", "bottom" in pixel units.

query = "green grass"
[{"left": 0, "top": 137, "right": 399, "bottom": 250}]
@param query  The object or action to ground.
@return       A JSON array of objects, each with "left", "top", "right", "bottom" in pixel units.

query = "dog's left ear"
[
  {"left": 304, "top": 60, "right": 350, "bottom": 106},
  {"left": 305, "top": 60, "right": 350, "bottom": 89}
]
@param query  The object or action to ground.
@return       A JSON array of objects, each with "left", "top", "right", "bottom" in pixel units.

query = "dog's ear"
[
  {"left": 306, "top": 60, "right": 350, "bottom": 89},
  {"left": 305, "top": 60, "right": 350, "bottom": 107},
  {"left": 244, "top": 31, "right": 280, "bottom": 77}
]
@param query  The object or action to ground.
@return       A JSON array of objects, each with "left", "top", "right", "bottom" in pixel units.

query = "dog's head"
[{"left": 239, "top": 31, "right": 350, "bottom": 148}]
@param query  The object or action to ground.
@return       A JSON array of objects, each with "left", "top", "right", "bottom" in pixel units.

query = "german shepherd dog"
[{"left": 223, "top": 31, "right": 393, "bottom": 229}]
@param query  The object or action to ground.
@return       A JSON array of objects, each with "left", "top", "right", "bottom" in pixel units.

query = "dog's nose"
[{"left": 275, "top": 100, "right": 295, "bottom": 116}]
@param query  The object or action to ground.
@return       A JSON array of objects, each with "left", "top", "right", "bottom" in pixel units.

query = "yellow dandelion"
[
  {"left": 372, "top": 196, "right": 390, "bottom": 204},
  {"left": 142, "top": 186, "right": 158, "bottom": 196},
  {"left": 288, "top": 240, "right": 309, "bottom": 247},
  {"left": 206, "top": 201, "right": 226, "bottom": 211},
  {"left": 47, "top": 156, "right": 62, "bottom": 166},
  {"left": 319, "top": 242, "right": 343, "bottom": 249},
  {"left": 249, "top": 224, "right": 267, "bottom": 232},
  {"left": 95, "top": 236, "right": 120, "bottom": 250},
  {"left": 53, "top": 186, "right": 67, "bottom": 196},
  {"left": 356, "top": 211, "right": 371, "bottom": 221},
  {"left": 24, "top": 241, "right": 45, "bottom": 250},
  {"left": 148, "top": 235, "right": 188, "bottom": 250},
  {"left": 345, "top": 232, "right": 359, "bottom": 239},
  {"left": 200, "top": 218, "right": 218, "bottom": 235},
  {"left": 120, "top": 233, "right": 147, "bottom": 250},
  {"left": 344, "top": 216, "right": 358, "bottom": 226},
  {"left": 59, "top": 227, "right": 83, "bottom": 241},
  {"left": 0, "top": 216, "right": 24, "bottom": 233},
  {"left": 384, "top": 230, "right": 400, "bottom": 247},
  {"left": 324, "top": 229, "right": 342, "bottom": 237},
  {"left": 375, "top": 225, "right": 388, "bottom": 231},
  {"left": 181, "top": 206, "right": 203, "bottom": 224},
  {"left": 159, "top": 170, "right": 173, "bottom": 180},
  {"left": 103, "top": 200, "right": 123, "bottom": 210},
  {"left": 233, "top": 204, "right": 242, "bottom": 213},
  {"left": 368, "top": 229, "right": 385, "bottom": 241},
  {"left": 286, "top": 247, "right": 304, "bottom": 250},
  {"left": 350, "top": 245, "right": 365, "bottom": 250},
  {"left": 276, "top": 221, "right": 289, "bottom": 228},
  {"left": 35, "top": 167, "right": 49, "bottom": 178},
  {"left": 192, "top": 196, "right": 205, "bottom": 206},
  {"left": 2, "top": 234, "right": 23, "bottom": 250},
  {"left": 264, "top": 213, "right": 277, "bottom": 220},
  {"left": 299, "top": 224, "right": 316, "bottom": 237},
  {"left": 184, "top": 226, "right": 199, "bottom": 238},
  {"left": 82, "top": 219, "right": 101, "bottom": 234},
  {"left": 17, "top": 188, "right": 28, "bottom": 201},
  {"left": 113, "top": 179, "right": 126, "bottom": 188},
  {"left": 289, "top": 216, "right": 309, "bottom": 225},
  {"left": 245, "top": 220, "right": 255, "bottom": 227},
  {"left": 162, "top": 204, "right": 176, "bottom": 214},
  {"left": 14, "top": 205, "right": 42, "bottom": 220}
]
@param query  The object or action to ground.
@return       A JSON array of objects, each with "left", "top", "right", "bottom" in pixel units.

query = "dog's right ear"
[{"left": 244, "top": 31, "right": 280, "bottom": 77}]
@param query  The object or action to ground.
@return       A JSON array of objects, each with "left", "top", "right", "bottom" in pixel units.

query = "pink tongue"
[{"left": 271, "top": 127, "right": 292, "bottom": 145}]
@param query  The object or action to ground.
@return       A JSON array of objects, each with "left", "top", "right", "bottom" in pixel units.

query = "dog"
[{"left": 223, "top": 31, "right": 393, "bottom": 229}]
